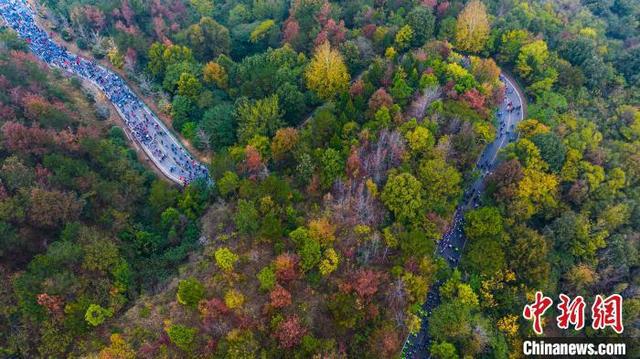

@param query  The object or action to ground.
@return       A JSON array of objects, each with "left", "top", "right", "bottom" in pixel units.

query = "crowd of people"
[{"left": 0, "top": 0, "right": 209, "bottom": 186}]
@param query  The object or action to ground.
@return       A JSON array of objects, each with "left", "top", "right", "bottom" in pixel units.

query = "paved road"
[
  {"left": 0, "top": 0, "right": 209, "bottom": 186},
  {"left": 403, "top": 73, "right": 525, "bottom": 358}
]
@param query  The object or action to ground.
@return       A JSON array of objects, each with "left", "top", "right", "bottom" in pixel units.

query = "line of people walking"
[{"left": 0, "top": 0, "right": 209, "bottom": 185}]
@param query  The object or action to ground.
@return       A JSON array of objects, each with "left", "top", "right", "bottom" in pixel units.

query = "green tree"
[
  {"left": 214, "top": 247, "right": 239, "bottom": 272},
  {"left": 548, "top": 211, "right": 604, "bottom": 271},
  {"left": 399, "top": 229, "right": 436, "bottom": 259},
  {"left": 394, "top": 25, "right": 414, "bottom": 51},
  {"left": 320, "top": 148, "right": 344, "bottom": 188},
  {"left": 517, "top": 40, "right": 549, "bottom": 78},
  {"left": 38, "top": 321, "right": 72, "bottom": 357},
  {"left": 445, "top": 63, "right": 476, "bottom": 93},
  {"left": 418, "top": 158, "right": 462, "bottom": 214},
  {"left": 190, "top": 0, "right": 214, "bottom": 16},
  {"left": 161, "top": 207, "right": 181, "bottom": 231},
  {"left": 170, "top": 95, "right": 194, "bottom": 132},
  {"left": 177, "top": 277, "right": 205, "bottom": 307},
  {"left": 381, "top": 172, "right": 424, "bottom": 223},
  {"left": 289, "top": 227, "right": 321, "bottom": 272},
  {"left": 236, "top": 95, "right": 283, "bottom": 144},
  {"left": 429, "top": 300, "right": 472, "bottom": 342},
  {"left": 464, "top": 207, "right": 503, "bottom": 240},
  {"left": 163, "top": 61, "right": 200, "bottom": 93},
  {"left": 438, "top": 17, "right": 457, "bottom": 42},
  {"left": 235, "top": 199, "right": 259, "bottom": 234},
  {"left": 516, "top": 40, "right": 557, "bottom": 95},
  {"left": 181, "top": 122, "right": 197, "bottom": 141},
  {"left": 85, "top": 304, "right": 112, "bottom": 326},
  {"left": 82, "top": 237, "right": 120, "bottom": 273},
  {"left": 217, "top": 171, "right": 239, "bottom": 197},
  {"left": 147, "top": 42, "right": 166, "bottom": 77},
  {"left": 250, "top": 19, "right": 276, "bottom": 43},
  {"left": 464, "top": 237, "right": 506, "bottom": 277},
  {"left": 180, "top": 17, "right": 230, "bottom": 61},
  {"left": 405, "top": 126, "right": 434, "bottom": 154},
  {"left": 328, "top": 293, "right": 361, "bottom": 330},
  {"left": 407, "top": 6, "right": 436, "bottom": 47},
  {"left": 498, "top": 29, "right": 530, "bottom": 64},
  {"left": 149, "top": 180, "right": 179, "bottom": 215},
  {"left": 201, "top": 103, "right": 237, "bottom": 150},
  {"left": 166, "top": 324, "right": 197, "bottom": 352},
  {"left": 440, "top": 271, "right": 479, "bottom": 306},
  {"left": 531, "top": 132, "right": 566, "bottom": 173},
  {"left": 389, "top": 69, "right": 413, "bottom": 106},
  {"left": 257, "top": 266, "right": 276, "bottom": 291},
  {"left": 431, "top": 341, "right": 458, "bottom": 359},
  {"left": 509, "top": 225, "right": 550, "bottom": 287},
  {"left": 298, "top": 237, "right": 321, "bottom": 272},
  {"left": 259, "top": 211, "right": 283, "bottom": 241},
  {"left": 177, "top": 72, "right": 202, "bottom": 101},
  {"left": 162, "top": 45, "right": 194, "bottom": 68}
]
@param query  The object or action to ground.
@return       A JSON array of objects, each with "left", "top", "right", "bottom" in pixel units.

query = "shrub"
[
  {"left": 214, "top": 247, "right": 239, "bottom": 272},
  {"left": 85, "top": 304, "right": 112, "bottom": 326},
  {"left": 257, "top": 266, "right": 276, "bottom": 291},
  {"left": 166, "top": 324, "right": 197, "bottom": 351},
  {"left": 176, "top": 277, "right": 205, "bottom": 307},
  {"left": 224, "top": 289, "right": 245, "bottom": 309}
]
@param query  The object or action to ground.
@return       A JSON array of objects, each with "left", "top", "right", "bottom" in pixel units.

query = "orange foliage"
[
  {"left": 308, "top": 217, "right": 336, "bottom": 244},
  {"left": 274, "top": 253, "right": 299, "bottom": 283},
  {"left": 352, "top": 269, "right": 385, "bottom": 300},
  {"left": 37, "top": 293, "right": 64, "bottom": 318},
  {"left": 271, "top": 128, "right": 299, "bottom": 161}
]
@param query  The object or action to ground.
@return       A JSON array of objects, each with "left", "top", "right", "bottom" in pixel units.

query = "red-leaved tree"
[
  {"left": 274, "top": 315, "right": 306, "bottom": 349},
  {"left": 269, "top": 285, "right": 292, "bottom": 309},
  {"left": 352, "top": 269, "right": 385, "bottom": 300}
]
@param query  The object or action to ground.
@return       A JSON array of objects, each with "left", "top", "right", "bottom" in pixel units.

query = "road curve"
[
  {"left": 0, "top": 0, "right": 209, "bottom": 186},
  {"left": 402, "top": 71, "right": 525, "bottom": 358}
]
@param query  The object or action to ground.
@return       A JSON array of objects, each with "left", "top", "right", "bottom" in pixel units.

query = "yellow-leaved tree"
[
  {"left": 203, "top": 61, "right": 228, "bottom": 89},
  {"left": 305, "top": 41, "right": 350, "bottom": 100},
  {"left": 455, "top": 0, "right": 490, "bottom": 53}
]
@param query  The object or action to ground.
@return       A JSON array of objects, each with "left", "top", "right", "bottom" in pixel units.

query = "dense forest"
[{"left": 0, "top": 0, "right": 638, "bottom": 357}]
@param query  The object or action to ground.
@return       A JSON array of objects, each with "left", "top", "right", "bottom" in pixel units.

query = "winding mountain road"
[
  {"left": 403, "top": 72, "right": 526, "bottom": 358},
  {"left": 0, "top": 0, "right": 209, "bottom": 186},
  {"left": 2, "top": 1, "right": 527, "bottom": 352}
]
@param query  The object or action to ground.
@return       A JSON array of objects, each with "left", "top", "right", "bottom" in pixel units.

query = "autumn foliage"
[
  {"left": 305, "top": 41, "right": 350, "bottom": 100},
  {"left": 274, "top": 315, "right": 306, "bottom": 349},
  {"left": 274, "top": 253, "right": 299, "bottom": 283},
  {"left": 269, "top": 285, "right": 292, "bottom": 309}
]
